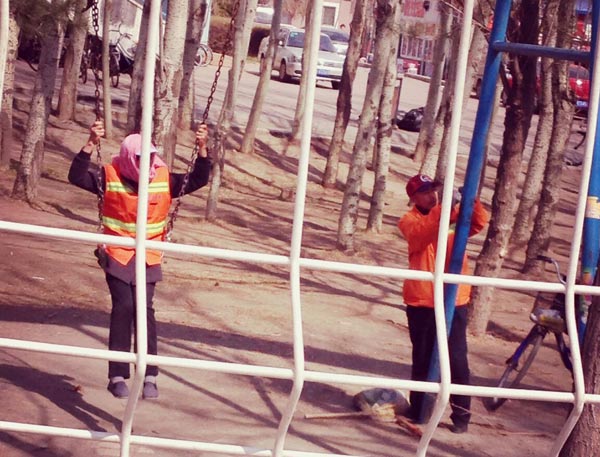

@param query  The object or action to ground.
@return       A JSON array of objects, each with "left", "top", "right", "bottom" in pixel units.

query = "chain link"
[
  {"left": 165, "top": 0, "right": 241, "bottom": 241},
  {"left": 90, "top": 0, "right": 105, "bottom": 231}
]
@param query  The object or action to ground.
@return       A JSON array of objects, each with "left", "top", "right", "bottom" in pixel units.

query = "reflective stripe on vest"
[{"left": 102, "top": 164, "right": 172, "bottom": 266}]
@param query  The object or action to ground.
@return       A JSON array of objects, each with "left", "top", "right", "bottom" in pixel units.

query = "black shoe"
[
  {"left": 449, "top": 422, "right": 468, "bottom": 434},
  {"left": 107, "top": 381, "right": 129, "bottom": 399},
  {"left": 142, "top": 381, "right": 159, "bottom": 399}
]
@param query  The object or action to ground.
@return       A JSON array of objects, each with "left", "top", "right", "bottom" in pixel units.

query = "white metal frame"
[{"left": 3, "top": 0, "right": 600, "bottom": 455}]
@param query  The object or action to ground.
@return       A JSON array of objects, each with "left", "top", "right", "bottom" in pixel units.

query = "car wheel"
[
  {"left": 331, "top": 81, "right": 340, "bottom": 90},
  {"left": 279, "top": 61, "right": 288, "bottom": 82}
]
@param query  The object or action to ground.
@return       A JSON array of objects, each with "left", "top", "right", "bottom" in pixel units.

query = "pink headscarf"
[{"left": 112, "top": 133, "right": 167, "bottom": 182}]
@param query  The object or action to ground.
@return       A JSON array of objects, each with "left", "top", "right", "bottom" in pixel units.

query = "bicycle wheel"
[
  {"left": 203, "top": 45, "right": 213, "bottom": 66},
  {"left": 483, "top": 330, "right": 544, "bottom": 412},
  {"left": 110, "top": 51, "right": 120, "bottom": 88}
]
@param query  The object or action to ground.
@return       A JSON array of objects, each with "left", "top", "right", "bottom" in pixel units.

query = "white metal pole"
[
  {"left": 272, "top": 0, "right": 323, "bottom": 455},
  {"left": 417, "top": 0, "right": 475, "bottom": 455}
]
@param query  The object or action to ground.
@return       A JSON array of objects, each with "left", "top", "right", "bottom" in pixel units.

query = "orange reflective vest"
[
  {"left": 398, "top": 200, "right": 490, "bottom": 308},
  {"left": 102, "top": 164, "right": 172, "bottom": 266}
]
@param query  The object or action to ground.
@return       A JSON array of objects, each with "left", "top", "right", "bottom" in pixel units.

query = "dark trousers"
[
  {"left": 406, "top": 305, "right": 471, "bottom": 426},
  {"left": 106, "top": 274, "right": 158, "bottom": 379}
]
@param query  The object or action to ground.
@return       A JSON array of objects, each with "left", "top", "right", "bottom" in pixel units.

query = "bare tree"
[
  {"left": 12, "top": 6, "right": 66, "bottom": 202},
  {"left": 127, "top": 0, "right": 151, "bottom": 132},
  {"left": 412, "top": 2, "right": 451, "bottom": 164},
  {"left": 523, "top": 0, "right": 576, "bottom": 272},
  {"left": 468, "top": 0, "right": 540, "bottom": 336},
  {"left": 101, "top": 0, "right": 114, "bottom": 138},
  {"left": 559, "top": 290, "right": 600, "bottom": 456},
  {"left": 239, "top": 0, "right": 283, "bottom": 154},
  {"left": 510, "top": 0, "right": 558, "bottom": 247},
  {"left": 153, "top": 0, "right": 189, "bottom": 166},
  {"left": 420, "top": 20, "right": 460, "bottom": 178},
  {"left": 366, "top": 15, "right": 401, "bottom": 232},
  {"left": 337, "top": 0, "right": 400, "bottom": 252},
  {"left": 281, "top": 0, "right": 306, "bottom": 25},
  {"left": 289, "top": 0, "right": 315, "bottom": 143},
  {"left": 0, "top": 10, "right": 19, "bottom": 166},
  {"left": 57, "top": 0, "right": 88, "bottom": 122},
  {"left": 321, "top": 0, "right": 369, "bottom": 188},
  {"left": 205, "top": 0, "right": 249, "bottom": 220},
  {"left": 178, "top": 0, "right": 207, "bottom": 130}
]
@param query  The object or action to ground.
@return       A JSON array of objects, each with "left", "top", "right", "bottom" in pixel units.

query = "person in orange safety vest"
[
  {"left": 69, "top": 120, "right": 211, "bottom": 400},
  {"left": 397, "top": 174, "right": 490, "bottom": 434}
]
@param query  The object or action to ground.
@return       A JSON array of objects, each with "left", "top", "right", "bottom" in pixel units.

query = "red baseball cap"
[{"left": 406, "top": 174, "right": 441, "bottom": 198}]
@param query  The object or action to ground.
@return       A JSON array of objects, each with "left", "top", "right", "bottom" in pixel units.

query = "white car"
[
  {"left": 320, "top": 26, "right": 350, "bottom": 56},
  {"left": 258, "top": 26, "right": 345, "bottom": 89}
]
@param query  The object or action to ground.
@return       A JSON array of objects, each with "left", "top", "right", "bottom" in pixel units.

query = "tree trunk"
[
  {"left": 367, "top": 21, "right": 400, "bottom": 233},
  {"left": 289, "top": 0, "right": 314, "bottom": 144},
  {"left": 321, "top": 0, "right": 368, "bottom": 188},
  {"left": 468, "top": 0, "right": 540, "bottom": 336},
  {"left": 205, "top": 0, "right": 247, "bottom": 221},
  {"left": 511, "top": 0, "right": 558, "bottom": 248},
  {"left": 0, "top": 11, "right": 18, "bottom": 166},
  {"left": 153, "top": 0, "right": 189, "bottom": 167},
  {"left": 559, "top": 290, "right": 600, "bottom": 456},
  {"left": 127, "top": 0, "right": 151, "bottom": 133},
  {"left": 178, "top": 0, "right": 207, "bottom": 130},
  {"left": 12, "top": 18, "right": 65, "bottom": 202},
  {"left": 57, "top": 0, "right": 88, "bottom": 122},
  {"left": 413, "top": 3, "right": 450, "bottom": 164},
  {"left": 420, "top": 21, "right": 460, "bottom": 178},
  {"left": 337, "top": 0, "right": 399, "bottom": 252},
  {"left": 523, "top": 0, "right": 576, "bottom": 272},
  {"left": 239, "top": 0, "right": 283, "bottom": 154}
]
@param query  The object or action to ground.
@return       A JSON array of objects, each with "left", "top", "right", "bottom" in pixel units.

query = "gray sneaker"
[
  {"left": 142, "top": 382, "right": 159, "bottom": 399},
  {"left": 107, "top": 381, "right": 129, "bottom": 399}
]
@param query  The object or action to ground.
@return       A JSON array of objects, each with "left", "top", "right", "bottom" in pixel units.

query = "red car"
[
  {"left": 569, "top": 64, "right": 590, "bottom": 113},
  {"left": 496, "top": 62, "right": 590, "bottom": 114}
]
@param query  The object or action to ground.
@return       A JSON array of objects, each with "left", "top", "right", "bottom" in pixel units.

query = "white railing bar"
[
  {"left": 549, "top": 6, "right": 600, "bottom": 457},
  {"left": 0, "top": 421, "right": 367, "bottom": 456},
  {"left": 4, "top": 337, "right": 593, "bottom": 405},
  {"left": 418, "top": 0, "right": 476, "bottom": 453},
  {"left": 116, "top": 0, "right": 163, "bottom": 454},
  {"left": 5, "top": 218, "right": 600, "bottom": 294},
  {"left": 0, "top": 338, "right": 135, "bottom": 362},
  {"left": 0, "top": 221, "right": 136, "bottom": 247},
  {"left": 272, "top": 0, "right": 323, "bottom": 454}
]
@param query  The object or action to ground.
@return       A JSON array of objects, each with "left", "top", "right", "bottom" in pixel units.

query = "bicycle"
[
  {"left": 483, "top": 255, "right": 574, "bottom": 412},
  {"left": 80, "top": 30, "right": 129, "bottom": 88},
  {"left": 194, "top": 43, "right": 213, "bottom": 67}
]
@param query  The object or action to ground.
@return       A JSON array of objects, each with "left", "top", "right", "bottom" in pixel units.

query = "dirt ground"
[{"left": 0, "top": 61, "right": 585, "bottom": 456}]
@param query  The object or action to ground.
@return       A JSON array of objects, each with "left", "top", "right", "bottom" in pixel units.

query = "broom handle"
[{"left": 304, "top": 411, "right": 369, "bottom": 419}]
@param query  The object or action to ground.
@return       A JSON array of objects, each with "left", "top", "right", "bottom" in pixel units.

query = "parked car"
[
  {"left": 474, "top": 61, "right": 590, "bottom": 115},
  {"left": 258, "top": 26, "right": 345, "bottom": 89},
  {"left": 320, "top": 26, "right": 350, "bottom": 55}
]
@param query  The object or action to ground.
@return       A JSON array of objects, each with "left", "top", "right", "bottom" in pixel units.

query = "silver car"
[
  {"left": 258, "top": 26, "right": 345, "bottom": 89},
  {"left": 320, "top": 26, "right": 350, "bottom": 56}
]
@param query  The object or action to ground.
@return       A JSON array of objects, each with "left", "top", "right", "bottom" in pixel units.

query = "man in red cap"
[{"left": 397, "top": 174, "right": 489, "bottom": 433}]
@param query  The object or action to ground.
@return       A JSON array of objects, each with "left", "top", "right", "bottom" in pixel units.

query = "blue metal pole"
[
  {"left": 420, "top": 0, "right": 513, "bottom": 422},
  {"left": 579, "top": 0, "right": 600, "bottom": 345}
]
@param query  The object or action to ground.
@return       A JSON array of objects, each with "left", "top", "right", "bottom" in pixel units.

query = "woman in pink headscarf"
[{"left": 69, "top": 120, "right": 211, "bottom": 400}]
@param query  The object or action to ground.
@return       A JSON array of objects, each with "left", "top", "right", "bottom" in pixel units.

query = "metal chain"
[
  {"left": 165, "top": 0, "right": 241, "bottom": 241},
  {"left": 90, "top": 0, "right": 104, "bottom": 231}
]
